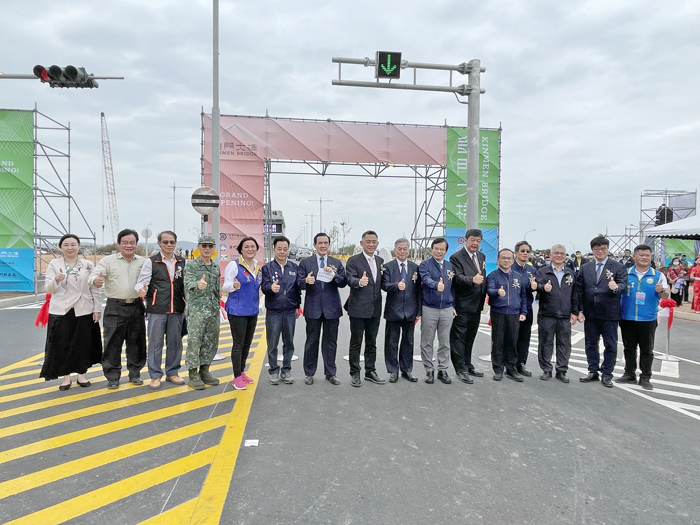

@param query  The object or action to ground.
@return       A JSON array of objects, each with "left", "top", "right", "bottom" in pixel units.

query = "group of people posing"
[{"left": 39, "top": 227, "right": 672, "bottom": 394}]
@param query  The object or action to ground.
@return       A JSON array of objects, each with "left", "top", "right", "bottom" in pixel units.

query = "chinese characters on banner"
[{"left": 445, "top": 127, "right": 500, "bottom": 274}]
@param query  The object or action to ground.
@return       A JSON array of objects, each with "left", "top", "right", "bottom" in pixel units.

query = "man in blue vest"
[
  {"left": 616, "top": 244, "right": 668, "bottom": 390},
  {"left": 136, "top": 230, "right": 187, "bottom": 390}
]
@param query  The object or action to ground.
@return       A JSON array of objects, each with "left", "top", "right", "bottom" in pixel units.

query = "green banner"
[{"left": 0, "top": 110, "right": 34, "bottom": 249}]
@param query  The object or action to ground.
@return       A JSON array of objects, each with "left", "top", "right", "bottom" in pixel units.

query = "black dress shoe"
[
  {"left": 540, "top": 371, "right": 552, "bottom": 380},
  {"left": 579, "top": 372, "right": 600, "bottom": 383},
  {"left": 365, "top": 371, "right": 386, "bottom": 384},
  {"left": 401, "top": 371, "right": 418, "bottom": 382},
  {"left": 425, "top": 371, "right": 435, "bottom": 384},
  {"left": 437, "top": 370, "right": 452, "bottom": 384},
  {"left": 615, "top": 372, "right": 637, "bottom": 383},
  {"left": 505, "top": 371, "right": 524, "bottom": 382},
  {"left": 325, "top": 375, "right": 340, "bottom": 385},
  {"left": 59, "top": 380, "right": 72, "bottom": 391},
  {"left": 351, "top": 373, "right": 361, "bottom": 387},
  {"left": 516, "top": 364, "right": 532, "bottom": 377},
  {"left": 389, "top": 372, "right": 399, "bottom": 383},
  {"left": 107, "top": 380, "right": 119, "bottom": 390},
  {"left": 456, "top": 371, "right": 474, "bottom": 384},
  {"left": 130, "top": 375, "right": 144, "bottom": 386},
  {"left": 602, "top": 377, "right": 614, "bottom": 388},
  {"left": 555, "top": 371, "right": 570, "bottom": 383},
  {"left": 639, "top": 377, "right": 653, "bottom": 390},
  {"left": 493, "top": 372, "right": 503, "bottom": 381},
  {"left": 468, "top": 369, "right": 484, "bottom": 378},
  {"left": 304, "top": 375, "right": 314, "bottom": 385},
  {"left": 77, "top": 380, "right": 91, "bottom": 387}
]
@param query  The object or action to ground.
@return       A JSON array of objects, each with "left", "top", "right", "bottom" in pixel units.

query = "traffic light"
[
  {"left": 375, "top": 51, "right": 402, "bottom": 79},
  {"left": 33, "top": 65, "right": 99, "bottom": 88}
]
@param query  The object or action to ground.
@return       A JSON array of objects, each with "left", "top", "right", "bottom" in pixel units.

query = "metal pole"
[
  {"left": 465, "top": 59, "right": 480, "bottom": 230},
  {"left": 173, "top": 182, "right": 176, "bottom": 231},
  {"left": 211, "top": 0, "right": 220, "bottom": 259}
]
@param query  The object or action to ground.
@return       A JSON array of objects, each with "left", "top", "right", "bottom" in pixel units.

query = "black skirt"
[{"left": 40, "top": 309, "right": 103, "bottom": 380}]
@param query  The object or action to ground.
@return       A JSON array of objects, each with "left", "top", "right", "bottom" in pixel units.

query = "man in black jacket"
[
  {"left": 261, "top": 236, "right": 301, "bottom": 385},
  {"left": 345, "top": 230, "right": 384, "bottom": 387},
  {"left": 449, "top": 228, "right": 487, "bottom": 383},
  {"left": 535, "top": 244, "right": 579, "bottom": 383},
  {"left": 575, "top": 235, "right": 627, "bottom": 388},
  {"left": 381, "top": 238, "right": 421, "bottom": 383},
  {"left": 135, "top": 230, "right": 187, "bottom": 390}
]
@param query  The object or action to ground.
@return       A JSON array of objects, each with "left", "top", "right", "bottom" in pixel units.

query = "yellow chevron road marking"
[
  {"left": 138, "top": 499, "right": 197, "bottom": 524},
  {"left": 0, "top": 414, "right": 229, "bottom": 499},
  {"left": 4, "top": 447, "right": 218, "bottom": 525},
  {"left": 0, "top": 353, "right": 43, "bottom": 377}
]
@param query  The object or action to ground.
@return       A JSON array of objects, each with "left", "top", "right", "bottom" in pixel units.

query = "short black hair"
[
  {"left": 273, "top": 235, "right": 290, "bottom": 248},
  {"left": 633, "top": 244, "right": 652, "bottom": 254},
  {"left": 431, "top": 237, "right": 448, "bottom": 250},
  {"left": 59, "top": 233, "right": 81, "bottom": 247},
  {"left": 589, "top": 235, "right": 609, "bottom": 249},
  {"left": 313, "top": 232, "right": 330, "bottom": 245},
  {"left": 514, "top": 240, "right": 532, "bottom": 252},
  {"left": 237, "top": 236, "right": 259, "bottom": 253},
  {"left": 157, "top": 230, "right": 177, "bottom": 242},
  {"left": 362, "top": 230, "right": 378, "bottom": 239},
  {"left": 465, "top": 228, "right": 482, "bottom": 239},
  {"left": 117, "top": 229, "right": 139, "bottom": 244}
]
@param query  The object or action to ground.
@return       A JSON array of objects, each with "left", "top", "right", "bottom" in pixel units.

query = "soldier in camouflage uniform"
[{"left": 184, "top": 235, "right": 221, "bottom": 390}]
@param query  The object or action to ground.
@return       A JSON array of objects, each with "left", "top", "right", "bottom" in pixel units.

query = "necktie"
[
  {"left": 320, "top": 257, "right": 326, "bottom": 289},
  {"left": 369, "top": 257, "right": 376, "bottom": 281},
  {"left": 472, "top": 253, "right": 478, "bottom": 272},
  {"left": 596, "top": 262, "right": 603, "bottom": 281},
  {"left": 400, "top": 262, "right": 407, "bottom": 281}
]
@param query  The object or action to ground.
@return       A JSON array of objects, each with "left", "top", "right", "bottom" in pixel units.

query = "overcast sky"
[{"left": 2, "top": 0, "right": 699, "bottom": 255}]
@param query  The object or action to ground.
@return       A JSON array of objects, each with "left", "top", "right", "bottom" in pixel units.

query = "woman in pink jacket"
[{"left": 40, "top": 234, "right": 103, "bottom": 390}]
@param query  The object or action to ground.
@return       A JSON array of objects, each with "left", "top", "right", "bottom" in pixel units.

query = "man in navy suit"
[
  {"left": 449, "top": 228, "right": 487, "bottom": 384},
  {"left": 575, "top": 235, "right": 627, "bottom": 388},
  {"left": 381, "top": 238, "right": 421, "bottom": 383},
  {"left": 345, "top": 230, "right": 384, "bottom": 387},
  {"left": 297, "top": 232, "right": 347, "bottom": 386}
]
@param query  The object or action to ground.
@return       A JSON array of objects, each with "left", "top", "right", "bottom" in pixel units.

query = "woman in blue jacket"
[{"left": 223, "top": 236, "right": 262, "bottom": 390}]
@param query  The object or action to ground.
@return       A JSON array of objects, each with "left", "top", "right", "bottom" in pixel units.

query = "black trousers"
[
  {"left": 303, "top": 315, "right": 339, "bottom": 377},
  {"left": 229, "top": 315, "right": 258, "bottom": 378},
  {"left": 537, "top": 315, "right": 572, "bottom": 373},
  {"left": 583, "top": 318, "right": 618, "bottom": 380},
  {"left": 619, "top": 319, "right": 658, "bottom": 379},
  {"left": 384, "top": 319, "right": 415, "bottom": 374},
  {"left": 516, "top": 310, "right": 533, "bottom": 366},
  {"left": 102, "top": 299, "right": 146, "bottom": 381},
  {"left": 349, "top": 316, "right": 381, "bottom": 374},
  {"left": 490, "top": 311, "right": 519, "bottom": 375},
  {"left": 449, "top": 311, "right": 480, "bottom": 373}
]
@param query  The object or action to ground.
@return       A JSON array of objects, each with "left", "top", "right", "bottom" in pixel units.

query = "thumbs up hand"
[
  {"left": 198, "top": 274, "right": 207, "bottom": 290},
  {"left": 544, "top": 280, "right": 552, "bottom": 292},
  {"left": 232, "top": 277, "right": 241, "bottom": 290},
  {"left": 437, "top": 277, "right": 445, "bottom": 292},
  {"left": 305, "top": 271, "right": 315, "bottom": 285},
  {"left": 93, "top": 271, "right": 104, "bottom": 288},
  {"left": 55, "top": 267, "right": 66, "bottom": 283},
  {"left": 473, "top": 271, "right": 484, "bottom": 285},
  {"left": 608, "top": 276, "right": 618, "bottom": 291},
  {"left": 530, "top": 275, "right": 537, "bottom": 290},
  {"left": 359, "top": 271, "right": 369, "bottom": 287},
  {"left": 498, "top": 285, "right": 506, "bottom": 297},
  {"left": 138, "top": 284, "right": 147, "bottom": 298},
  {"left": 398, "top": 279, "right": 406, "bottom": 291},
  {"left": 271, "top": 279, "right": 281, "bottom": 293}
]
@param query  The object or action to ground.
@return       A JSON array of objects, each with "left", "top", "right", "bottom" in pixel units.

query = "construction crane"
[{"left": 101, "top": 112, "right": 119, "bottom": 243}]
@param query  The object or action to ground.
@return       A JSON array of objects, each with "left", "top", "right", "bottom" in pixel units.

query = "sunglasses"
[
  {"left": 200, "top": 244, "right": 215, "bottom": 249},
  {"left": 160, "top": 240, "right": 176, "bottom": 245}
]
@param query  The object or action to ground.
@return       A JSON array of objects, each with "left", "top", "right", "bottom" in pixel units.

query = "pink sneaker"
[
  {"left": 232, "top": 376, "right": 247, "bottom": 390},
  {"left": 241, "top": 372, "right": 254, "bottom": 384}
]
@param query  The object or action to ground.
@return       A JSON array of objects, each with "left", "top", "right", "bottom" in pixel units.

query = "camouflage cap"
[{"left": 198, "top": 235, "right": 216, "bottom": 244}]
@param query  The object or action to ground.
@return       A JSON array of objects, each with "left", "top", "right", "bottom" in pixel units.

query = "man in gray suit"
[{"left": 345, "top": 230, "right": 384, "bottom": 387}]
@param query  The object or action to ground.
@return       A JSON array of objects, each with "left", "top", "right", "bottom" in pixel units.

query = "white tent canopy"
[{"left": 645, "top": 214, "right": 700, "bottom": 240}]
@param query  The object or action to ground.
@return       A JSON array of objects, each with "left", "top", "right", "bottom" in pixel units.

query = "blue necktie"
[
  {"left": 320, "top": 257, "right": 326, "bottom": 289},
  {"left": 400, "top": 262, "right": 407, "bottom": 281},
  {"left": 596, "top": 262, "right": 603, "bottom": 281}
]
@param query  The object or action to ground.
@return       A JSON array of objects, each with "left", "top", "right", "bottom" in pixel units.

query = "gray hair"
[
  {"left": 394, "top": 237, "right": 410, "bottom": 248},
  {"left": 551, "top": 244, "right": 566, "bottom": 252}
]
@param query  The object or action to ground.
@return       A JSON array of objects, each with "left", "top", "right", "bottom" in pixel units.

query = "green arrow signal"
[{"left": 380, "top": 54, "right": 397, "bottom": 75}]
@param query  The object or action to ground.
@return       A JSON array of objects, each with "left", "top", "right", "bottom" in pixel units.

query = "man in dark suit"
[
  {"left": 449, "top": 228, "right": 487, "bottom": 384},
  {"left": 381, "top": 238, "right": 421, "bottom": 383},
  {"left": 296, "top": 232, "right": 347, "bottom": 386},
  {"left": 345, "top": 230, "right": 384, "bottom": 387},
  {"left": 575, "top": 235, "right": 627, "bottom": 388}
]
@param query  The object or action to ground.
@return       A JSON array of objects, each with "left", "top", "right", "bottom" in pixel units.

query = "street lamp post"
[
  {"left": 307, "top": 198, "right": 334, "bottom": 232},
  {"left": 304, "top": 214, "right": 316, "bottom": 239},
  {"left": 524, "top": 229, "right": 536, "bottom": 241}
]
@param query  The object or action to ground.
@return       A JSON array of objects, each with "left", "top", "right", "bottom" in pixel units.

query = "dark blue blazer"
[
  {"left": 381, "top": 259, "right": 421, "bottom": 321},
  {"left": 296, "top": 255, "right": 347, "bottom": 320},
  {"left": 575, "top": 258, "right": 627, "bottom": 320},
  {"left": 345, "top": 252, "right": 383, "bottom": 319}
]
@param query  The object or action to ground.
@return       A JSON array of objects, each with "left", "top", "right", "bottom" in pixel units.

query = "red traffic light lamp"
[{"left": 33, "top": 64, "right": 99, "bottom": 88}]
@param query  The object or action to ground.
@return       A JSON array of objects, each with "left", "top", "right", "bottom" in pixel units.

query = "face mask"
[{"left": 673, "top": 261, "right": 680, "bottom": 266}]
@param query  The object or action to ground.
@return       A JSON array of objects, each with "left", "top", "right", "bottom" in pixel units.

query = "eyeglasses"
[
  {"left": 592, "top": 246, "right": 608, "bottom": 252},
  {"left": 160, "top": 240, "right": 176, "bottom": 245},
  {"left": 200, "top": 244, "right": 215, "bottom": 249}
]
